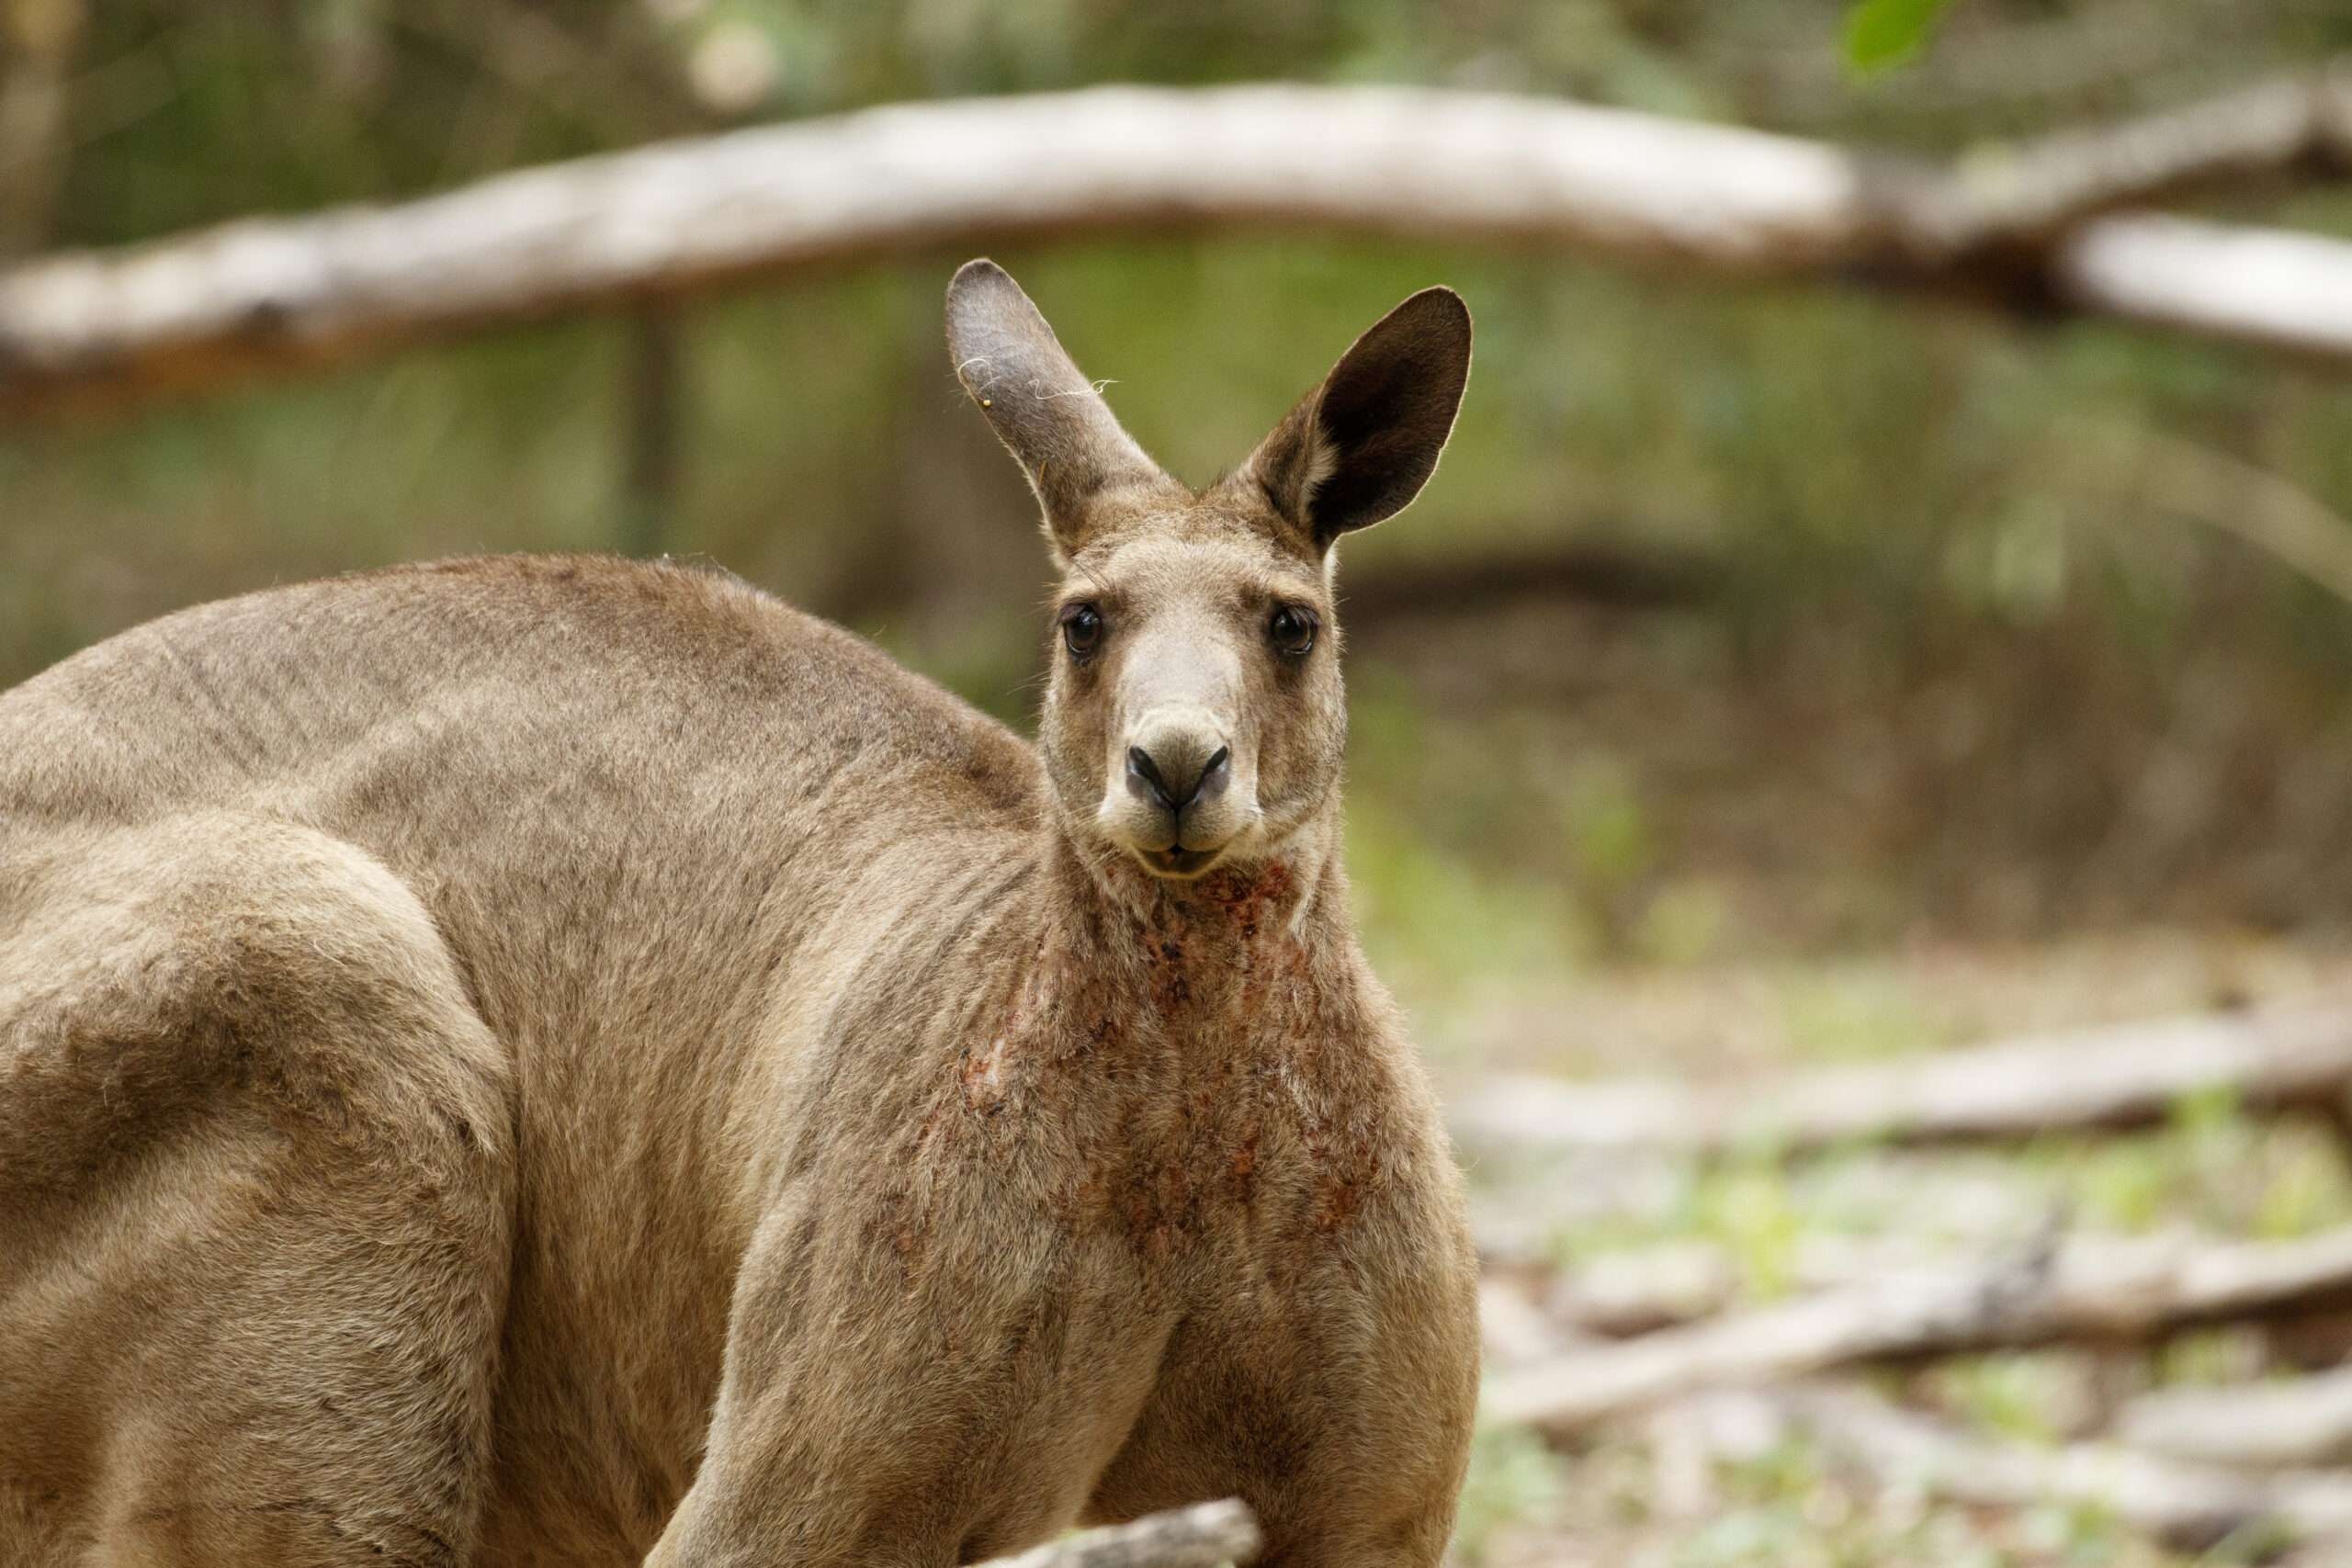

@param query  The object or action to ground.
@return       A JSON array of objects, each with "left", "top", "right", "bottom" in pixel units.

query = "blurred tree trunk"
[
  {"left": 828, "top": 276, "right": 1040, "bottom": 640},
  {"left": 0, "top": 0, "right": 80, "bottom": 256},
  {"left": 618, "top": 305, "right": 684, "bottom": 558}
]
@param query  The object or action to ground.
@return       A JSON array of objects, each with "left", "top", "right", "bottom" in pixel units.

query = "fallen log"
[
  {"left": 1453, "top": 1003, "right": 2352, "bottom": 1159},
  {"left": 6, "top": 69, "right": 2352, "bottom": 414},
  {"left": 1340, "top": 538, "right": 1719, "bottom": 622},
  {"left": 2117, "top": 1365, "right": 2352, "bottom": 1470},
  {"left": 1781, "top": 1382, "right": 2352, "bottom": 1551},
  {"left": 1546, "top": 1241, "right": 1740, "bottom": 1337},
  {"left": 975, "top": 1501, "right": 1261, "bottom": 1568},
  {"left": 1483, "top": 1226, "right": 2352, "bottom": 1433},
  {"left": 1539, "top": 1233, "right": 2004, "bottom": 1337},
  {"left": 1530, "top": 1222, "right": 2335, "bottom": 1337}
]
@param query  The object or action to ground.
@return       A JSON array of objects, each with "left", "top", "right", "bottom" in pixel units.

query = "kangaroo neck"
[{"left": 1040, "top": 811, "right": 1354, "bottom": 1032}]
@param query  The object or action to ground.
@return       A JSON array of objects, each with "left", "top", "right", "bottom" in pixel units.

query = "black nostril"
[
  {"left": 1126, "top": 746, "right": 1175, "bottom": 810},
  {"left": 1193, "top": 747, "right": 1231, "bottom": 807},
  {"left": 1129, "top": 742, "right": 1232, "bottom": 815}
]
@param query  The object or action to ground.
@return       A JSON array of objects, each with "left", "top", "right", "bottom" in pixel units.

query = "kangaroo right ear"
[
  {"left": 945, "top": 260, "right": 1166, "bottom": 560},
  {"left": 1242, "top": 287, "right": 1472, "bottom": 552}
]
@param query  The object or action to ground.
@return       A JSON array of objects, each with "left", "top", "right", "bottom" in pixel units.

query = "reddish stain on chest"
[
  {"left": 933, "top": 854, "right": 1388, "bottom": 1261},
  {"left": 1199, "top": 859, "right": 1296, "bottom": 940}
]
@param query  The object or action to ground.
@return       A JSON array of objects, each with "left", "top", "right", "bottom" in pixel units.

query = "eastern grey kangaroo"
[{"left": 0, "top": 260, "right": 1481, "bottom": 1566}]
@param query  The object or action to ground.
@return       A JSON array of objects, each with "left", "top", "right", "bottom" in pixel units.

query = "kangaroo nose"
[{"left": 1126, "top": 742, "right": 1230, "bottom": 815}]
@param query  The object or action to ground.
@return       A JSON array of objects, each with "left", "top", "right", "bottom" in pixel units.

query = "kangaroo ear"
[
  {"left": 945, "top": 259, "right": 1166, "bottom": 558},
  {"left": 1244, "top": 288, "right": 1472, "bottom": 551}
]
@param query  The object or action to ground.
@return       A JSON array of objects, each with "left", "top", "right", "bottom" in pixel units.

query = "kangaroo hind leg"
[{"left": 0, "top": 817, "right": 517, "bottom": 1568}]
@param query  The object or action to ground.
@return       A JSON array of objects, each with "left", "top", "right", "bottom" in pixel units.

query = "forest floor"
[
  {"left": 1333, "top": 598, "right": 2352, "bottom": 1567},
  {"left": 1418, "top": 934, "right": 2352, "bottom": 1567}
]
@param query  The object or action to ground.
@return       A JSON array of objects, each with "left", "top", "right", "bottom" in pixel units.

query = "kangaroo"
[{"left": 0, "top": 260, "right": 1480, "bottom": 1568}]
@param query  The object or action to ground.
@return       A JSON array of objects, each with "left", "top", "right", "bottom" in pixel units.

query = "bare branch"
[
  {"left": 973, "top": 1501, "right": 1261, "bottom": 1568},
  {"left": 1483, "top": 1227, "right": 2352, "bottom": 1434},
  {"left": 1891, "top": 65, "right": 2352, "bottom": 254},
  {"left": 1453, "top": 1004, "right": 2352, "bottom": 1160},
  {"left": 2118, "top": 1365, "right": 2352, "bottom": 1469},
  {"left": 6, "top": 72, "right": 2352, "bottom": 414},
  {"left": 2054, "top": 213, "right": 2352, "bottom": 363},
  {"left": 1340, "top": 538, "right": 1719, "bottom": 622},
  {"left": 1783, "top": 1381, "right": 2352, "bottom": 1552}
]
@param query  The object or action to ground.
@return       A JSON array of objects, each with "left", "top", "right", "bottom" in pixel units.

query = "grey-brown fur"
[{"left": 0, "top": 262, "right": 1480, "bottom": 1567}]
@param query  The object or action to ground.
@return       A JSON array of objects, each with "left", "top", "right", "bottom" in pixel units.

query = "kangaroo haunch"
[{"left": 0, "top": 260, "right": 1482, "bottom": 1568}]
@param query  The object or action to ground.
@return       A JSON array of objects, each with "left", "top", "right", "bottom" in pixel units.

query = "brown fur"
[{"left": 0, "top": 263, "right": 1480, "bottom": 1567}]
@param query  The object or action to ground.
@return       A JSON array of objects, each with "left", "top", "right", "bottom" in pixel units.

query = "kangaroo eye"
[
  {"left": 1059, "top": 603, "right": 1104, "bottom": 660},
  {"left": 1269, "top": 604, "right": 1317, "bottom": 659}
]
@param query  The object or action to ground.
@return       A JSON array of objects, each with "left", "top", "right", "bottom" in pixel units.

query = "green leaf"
[{"left": 1844, "top": 0, "right": 1953, "bottom": 73}]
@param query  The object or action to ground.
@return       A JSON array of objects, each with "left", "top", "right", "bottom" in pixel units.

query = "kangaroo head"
[{"left": 946, "top": 259, "right": 1471, "bottom": 882}]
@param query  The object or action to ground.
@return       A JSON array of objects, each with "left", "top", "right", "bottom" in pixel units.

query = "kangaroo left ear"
[
  {"left": 1242, "top": 288, "right": 1472, "bottom": 551},
  {"left": 945, "top": 258, "right": 1170, "bottom": 563}
]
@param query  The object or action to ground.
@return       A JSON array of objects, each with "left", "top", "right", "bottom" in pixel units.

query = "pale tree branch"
[
  {"left": 1483, "top": 1226, "right": 2352, "bottom": 1434},
  {"left": 972, "top": 1501, "right": 1261, "bottom": 1568},
  {"left": 1884, "top": 64, "right": 2352, "bottom": 254},
  {"left": 2052, "top": 213, "right": 2352, "bottom": 364},
  {"left": 1781, "top": 1381, "right": 2352, "bottom": 1552},
  {"left": 2117, "top": 1365, "right": 2352, "bottom": 1469},
  {"left": 5, "top": 72, "right": 2352, "bottom": 415},
  {"left": 1453, "top": 1004, "right": 2352, "bottom": 1160}
]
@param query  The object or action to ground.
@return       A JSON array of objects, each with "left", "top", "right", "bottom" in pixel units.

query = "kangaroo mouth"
[{"left": 1140, "top": 843, "right": 1223, "bottom": 878}]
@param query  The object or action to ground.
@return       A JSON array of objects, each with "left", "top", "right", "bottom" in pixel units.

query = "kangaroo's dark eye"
[
  {"left": 1059, "top": 603, "right": 1104, "bottom": 660},
  {"left": 1270, "top": 604, "right": 1318, "bottom": 659}
]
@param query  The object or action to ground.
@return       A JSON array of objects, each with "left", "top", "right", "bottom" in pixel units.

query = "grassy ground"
[
  {"left": 1418, "top": 940, "right": 2352, "bottom": 1565},
  {"left": 1415, "top": 922, "right": 2352, "bottom": 1564},
  {"left": 1326, "top": 604, "right": 2352, "bottom": 1565}
]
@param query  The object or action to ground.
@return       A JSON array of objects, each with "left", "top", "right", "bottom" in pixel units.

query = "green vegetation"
[{"left": 1845, "top": 0, "right": 1956, "bottom": 73}]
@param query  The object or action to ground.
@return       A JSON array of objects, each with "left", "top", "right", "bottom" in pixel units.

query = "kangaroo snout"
[
  {"left": 1125, "top": 736, "right": 1231, "bottom": 817},
  {"left": 1100, "top": 706, "right": 1253, "bottom": 874}
]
